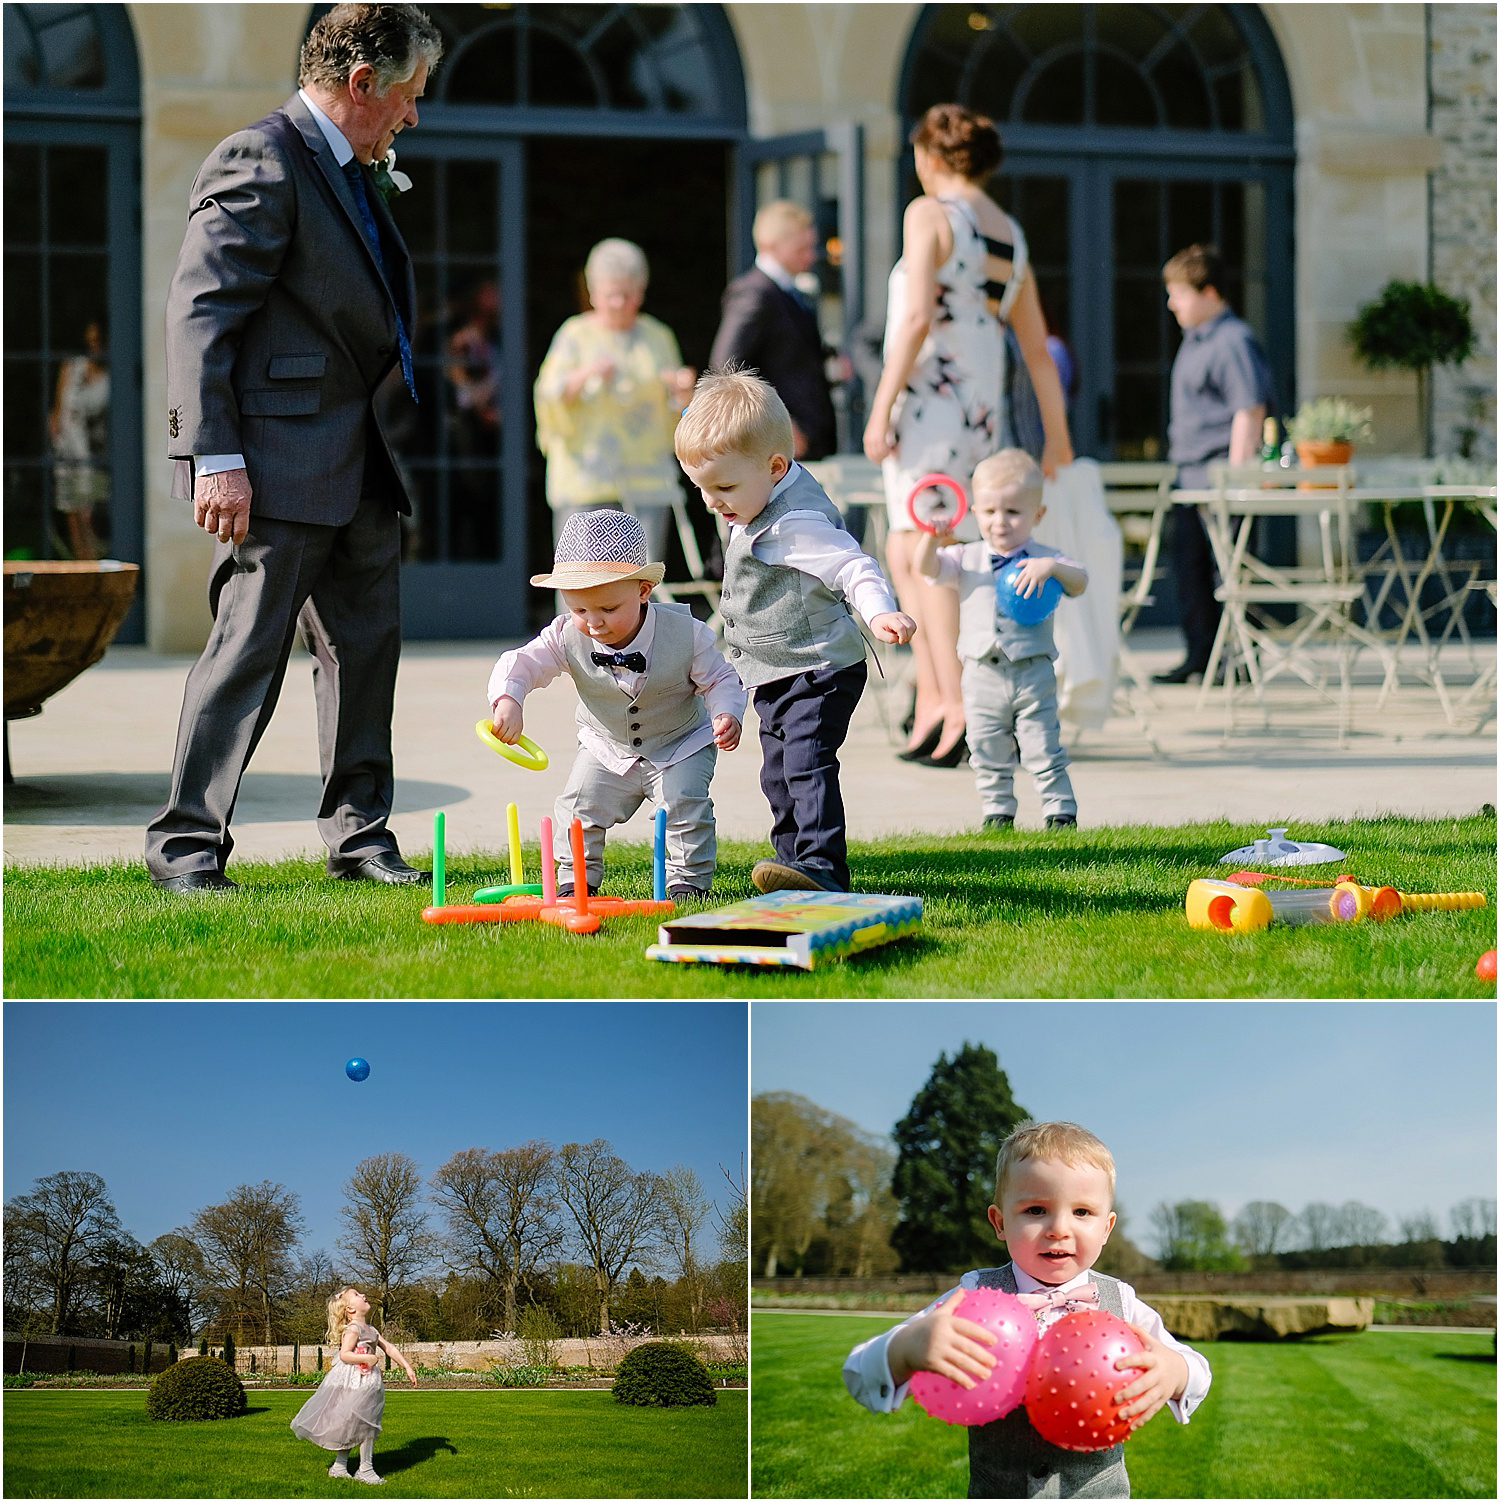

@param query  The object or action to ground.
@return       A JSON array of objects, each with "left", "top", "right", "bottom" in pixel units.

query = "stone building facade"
[
  {"left": 1429, "top": 2, "right": 1497, "bottom": 460},
  {"left": 4, "top": 3, "right": 1494, "bottom": 649}
]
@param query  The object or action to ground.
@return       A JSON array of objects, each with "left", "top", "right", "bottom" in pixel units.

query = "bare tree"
[
  {"left": 1296, "top": 1202, "right": 1341, "bottom": 1252},
  {"left": 1335, "top": 1201, "right": 1388, "bottom": 1247},
  {"left": 1450, "top": 1197, "right": 1497, "bottom": 1239},
  {"left": 5, "top": 1171, "right": 122, "bottom": 1333},
  {"left": 1232, "top": 1201, "right": 1294, "bottom": 1258},
  {"left": 1397, "top": 1209, "right": 1440, "bottom": 1243},
  {"left": 190, "top": 1181, "right": 304, "bottom": 1343},
  {"left": 430, "top": 1142, "right": 562, "bottom": 1333},
  {"left": 716, "top": 1157, "right": 748, "bottom": 1270},
  {"left": 337, "top": 1153, "right": 432, "bottom": 1324},
  {"left": 150, "top": 1232, "right": 208, "bottom": 1338},
  {"left": 658, "top": 1166, "right": 713, "bottom": 1331},
  {"left": 555, "top": 1139, "right": 662, "bottom": 1334}
]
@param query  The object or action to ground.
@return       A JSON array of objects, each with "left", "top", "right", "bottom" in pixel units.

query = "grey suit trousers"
[
  {"left": 144, "top": 492, "right": 403, "bottom": 878},
  {"left": 962, "top": 655, "right": 1077, "bottom": 820}
]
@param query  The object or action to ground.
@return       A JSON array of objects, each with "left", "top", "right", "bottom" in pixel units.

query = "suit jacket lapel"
[{"left": 280, "top": 94, "right": 403, "bottom": 318}]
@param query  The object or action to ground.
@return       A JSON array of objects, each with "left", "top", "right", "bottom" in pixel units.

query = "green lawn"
[
  {"left": 4, "top": 817, "right": 1494, "bottom": 997},
  {"left": 2, "top": 1387, "right": 746, "bottom": 1498},
  {"left": 750, "top": 1312, "right": 1496, "bottom": 1499}
]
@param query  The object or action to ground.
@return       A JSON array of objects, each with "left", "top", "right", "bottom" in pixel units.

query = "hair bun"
[{"left": 910, "top": 103, "right": 1003, "bottom": 181}]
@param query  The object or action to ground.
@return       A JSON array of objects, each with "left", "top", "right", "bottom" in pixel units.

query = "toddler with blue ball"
[{"left": 914, "top": 450, "right": 1087, "bottom": 831}]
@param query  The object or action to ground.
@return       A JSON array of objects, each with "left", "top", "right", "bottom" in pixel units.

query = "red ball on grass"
[{"left": 1476, "top": 949, "right": 1497, "bottom": 983}]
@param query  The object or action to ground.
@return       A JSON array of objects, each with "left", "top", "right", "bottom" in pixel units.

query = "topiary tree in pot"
[
  {"left": 145, "top": 1356, "right": 247, "bottom": 1422},
  {"left": 1349, "top": 281, "right": 1476, "bottom": 456},
  {"left": 612, "top": 1341, "right": 717, "bottom": 1407}
]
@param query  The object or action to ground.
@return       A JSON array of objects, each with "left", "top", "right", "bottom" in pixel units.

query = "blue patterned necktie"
[{"left": 342, "top": 159, "right": 417, "bottom": 403}]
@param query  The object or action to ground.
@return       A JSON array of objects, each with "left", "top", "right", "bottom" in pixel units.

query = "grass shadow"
[
  {"left": 376, "top": 1435, "right": 459, "bottom": 1475},
  {"left": 1435, "top": 1351, "right": 1497, "bottom": 1364}
]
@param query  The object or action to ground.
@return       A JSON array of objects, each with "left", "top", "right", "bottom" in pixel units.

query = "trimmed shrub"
[
  {"left": 167, "top": 1343, "right": 178, "bottom": 1367},
  {"left": 143, "top": 1339, "right": 154, "bottom": 1375},
  {"left": 292, "top": 1340, "right": 300, "bottom": 1376},
  {"left": 613, "top": 1341, "right": 716, "bottom": 1408},
  {"left": 127, "top": 1344, "right": 136, "bottom": 1374},
  {"left": 198, "top": 1338, "right": 208, "bottom": 1357},
  {"left": 221, "top": 1332, "right": 236, "bottom": 1371},
  {"left": 145, "top": 1356, "right": 247, "bottom": 1422}
]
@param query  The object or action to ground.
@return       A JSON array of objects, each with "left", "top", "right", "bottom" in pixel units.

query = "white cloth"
[
  {"left": 737, "top": 462, "right": 901, "bottom": 623},
  {"left": 754, "top": 251, "right": 799, "bottom": 294},
  {"left": 488, "top": 607, "right": 745, "bottom": 777},
  {"left": 1030, "top": 459, "right": 1123, "bottom": 731},
  {"left": 881, "top": 197, "right": 1029, "bottom": 535},
  {"left": 843, "top": 1263, "right": 1211, "bottom": 1424},
  {"left": 198, "top": 93, "right": 353, "bottom": 479},
  {"left": 290, "top": 1324, "right": 384, "bottom": 1450}
]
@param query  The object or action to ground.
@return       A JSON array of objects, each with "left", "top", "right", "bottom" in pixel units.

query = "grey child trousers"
[
  {"left": 553, "top": 741, "right": 717, "bottom": 891},
  {"left": 962, "top": 655, "right": 1076, "bottom": 820}
]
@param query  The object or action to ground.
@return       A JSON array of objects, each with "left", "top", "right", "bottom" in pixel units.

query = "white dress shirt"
[
  {"left": 487, "top": 605, "right": 746, "bottom": 777},
  {"left": 842, "top": 1262, "right": 1211, "bottom": 1425},
  {"left": 196, "top": 91, "right": 354, "bottom": 479},
  {"left": 735, "top": 462, "right": 900, "bottom": 624},
  {"left": 754, "top": 251, "right": 799, "bottom": 295}
]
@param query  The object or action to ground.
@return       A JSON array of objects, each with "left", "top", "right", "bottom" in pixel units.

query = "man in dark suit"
[
  {"left": 145, "top": 4, "right": 443, "bottom": 891},
  {"left": 710, "top": 200, "right": 840, "bottom": 460}
]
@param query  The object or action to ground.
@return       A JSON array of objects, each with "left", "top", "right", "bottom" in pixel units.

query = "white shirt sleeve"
[
  {"left": 1118, "top": 1285, "right": 1212, "bottom": 1423},
  {"left": 842, "top": 1277, "right": 974, "bottom": 1414},
  {"left": 925, "top": 544, "right": 965, "bottom": 591},
  {"left": 487, "top": 617, "right": 571, "bottom": 709},
  {"left": 689, "top": 618, "right": 747, "bottom": 723},
  {"left": 195, "top": 454, "right": 247, "bottom": 475},
  {"left": 752, "top": 511, "right": 901, "bottom": 624}
]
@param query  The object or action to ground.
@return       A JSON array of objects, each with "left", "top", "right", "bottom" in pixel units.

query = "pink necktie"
[{"left": 1017, "top": 1283, "right": 1099, "bottom": 1315}]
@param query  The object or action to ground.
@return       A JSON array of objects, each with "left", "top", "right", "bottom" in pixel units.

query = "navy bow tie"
[
  {"left": 591, "top": 650, "right": 647, "bottom": 672},
  {"left": 990, "top": 550, "right": 1023, "bottom": 571}
]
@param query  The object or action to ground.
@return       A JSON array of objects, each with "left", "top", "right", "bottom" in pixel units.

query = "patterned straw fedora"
[{"left": 529, "top": 509, "right": 666, "bottom": 590}]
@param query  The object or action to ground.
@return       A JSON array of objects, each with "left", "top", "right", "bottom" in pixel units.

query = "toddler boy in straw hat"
[
  {"left": 486, "top": 509, "right": 745, "bottom": 899},
  {"left": 676, "top": 370, "right": 915, "bottom": 894}
]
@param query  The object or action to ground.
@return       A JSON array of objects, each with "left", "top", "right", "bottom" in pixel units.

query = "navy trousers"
[
  {"left": 752, "top": 661, "right": 867, "bottom": 891},
  {"left": 1168, "top": 501, "right": 1222, "bottom": 668}
]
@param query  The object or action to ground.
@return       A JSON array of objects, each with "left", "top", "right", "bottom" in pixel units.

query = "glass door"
[{"left": 382, "top": 136, "right": 527, "bottom": 638}]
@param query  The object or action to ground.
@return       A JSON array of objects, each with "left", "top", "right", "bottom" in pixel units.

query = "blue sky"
[
  {"left": 751, "top": 1002, "right": 1496, "bottom": 1238},
  {"left": 5, "top": 1002, "right": 746, "bottom": 1262}
]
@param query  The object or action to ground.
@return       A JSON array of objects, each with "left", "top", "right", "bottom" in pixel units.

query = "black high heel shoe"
[
  {"left": 897, "top": 722, "right": 944, "bottom": 762},
  {"left": 920, "top": 731, "right": 969, "bottom": 768}
]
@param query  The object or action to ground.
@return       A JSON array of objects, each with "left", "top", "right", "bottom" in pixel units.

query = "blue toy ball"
[
  {"left": 994, "top": 560, "right": 1063, "bottom": 625},
  {"left": 345, "top": 1057, "right": 371, "bottom": 1082}
]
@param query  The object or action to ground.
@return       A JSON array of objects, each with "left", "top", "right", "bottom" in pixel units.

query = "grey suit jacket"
[{"left": 165, "top": 93, "right": 416, "bottom": 525}]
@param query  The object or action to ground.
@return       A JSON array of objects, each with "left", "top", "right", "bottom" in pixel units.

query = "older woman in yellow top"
[{"left": 534, "top": 238, "right": 696, "bottom": 562}]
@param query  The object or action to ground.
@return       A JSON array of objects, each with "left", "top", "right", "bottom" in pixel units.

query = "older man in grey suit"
[{"left": 146, "top": 4, "right": 443, "bottom": 891}]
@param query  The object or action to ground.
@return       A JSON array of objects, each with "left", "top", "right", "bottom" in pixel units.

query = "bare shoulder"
[{"left": 903, "top": 194, "right": 949, "bottom": 233}]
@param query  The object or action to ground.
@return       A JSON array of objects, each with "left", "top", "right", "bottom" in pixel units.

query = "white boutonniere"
[{"left": 371, "top": 146, "right": 413, "bottom": 205}]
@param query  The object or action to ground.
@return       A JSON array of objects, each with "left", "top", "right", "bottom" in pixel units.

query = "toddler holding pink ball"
[{"left": 843, "top": 1120, "right": 1211, "bottom": 1498}]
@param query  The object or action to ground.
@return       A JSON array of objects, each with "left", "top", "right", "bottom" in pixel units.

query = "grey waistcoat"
[
  {"left": 967, "top": 1266, "right": 1129, "bottom": 1500},
  {"left": 720, "top": 467, "right": 867, "bottom": 688},
  {"left": 562, "top": 602, "right": 706, "bottom": 761},
  {"left": 951, "top": 541, "right": 1063, "bottom": 665}
]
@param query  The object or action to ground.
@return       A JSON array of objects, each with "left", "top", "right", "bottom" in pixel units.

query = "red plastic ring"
[{"left": 905, "top": 473, "right": 969, "bottom": 533}]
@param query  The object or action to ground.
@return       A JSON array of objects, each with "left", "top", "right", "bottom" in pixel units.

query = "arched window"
[
  {"left": 900, "top": 4, "right": 1294, "bottom": 463},
  {"left": 4, "top": 4, "right": 143, "bottom": 634}
]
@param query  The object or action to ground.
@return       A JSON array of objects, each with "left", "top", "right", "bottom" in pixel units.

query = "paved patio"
[{"left": 4, "top": 630, "right": 1494, "bottom": 868}]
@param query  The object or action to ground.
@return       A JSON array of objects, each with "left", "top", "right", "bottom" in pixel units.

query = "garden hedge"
[
  {"left": 612, "top": 1342, "right": 716, "bottom": 1407},
  {"left": 145, "top": 1356, "right": 246, "bottom": 1422}
]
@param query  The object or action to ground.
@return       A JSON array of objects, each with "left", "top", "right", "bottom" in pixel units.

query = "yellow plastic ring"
[{"left": 474, "top": 719, "right": 549, "bottom": 771}]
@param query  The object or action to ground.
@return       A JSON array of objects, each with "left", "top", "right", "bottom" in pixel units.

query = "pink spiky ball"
[
  {"left": 909, "top": 1287, "right": 1038, "bottom": 1426},
  {"left": 1023, "top": 1309, "right": 1146, "bottom": 1452}
]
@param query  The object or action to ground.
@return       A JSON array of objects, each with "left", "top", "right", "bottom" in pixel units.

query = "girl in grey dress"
[{"left": 290, "top": 1288, "right": 417, "bottom": 1485}]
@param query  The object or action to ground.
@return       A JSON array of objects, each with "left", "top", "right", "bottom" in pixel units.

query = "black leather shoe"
[
  {"left": 896, "top": 723, "right": 943, "bottom": 762},
  {"left": 1045, "top": 814, "right": 1078, "bottom": 830},
  {"left": 330, "top": 852, "right": 425, "bottom": 886},
  {"left": 667, "top": 885, "right": 708, "bottom": 902},
  {"left": 1152, "top": 660, "right": 1208, "bottom": 685},
  {"left": 920, "top": 735, "right": 969, "bottom": 768},
  {"left": 152, "top": 870, "right": 238, "bottom": 893},
  {"left": 554, "top": 882, "right": 600, "bottom": 899},
  {"left": 981, "top": 814, "right": 1015, "bottom": 832}
]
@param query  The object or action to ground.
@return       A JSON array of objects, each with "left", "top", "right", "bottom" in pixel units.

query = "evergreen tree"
[{"left": 891, "top": 1044, "right": 1028, "bottom": 1273}]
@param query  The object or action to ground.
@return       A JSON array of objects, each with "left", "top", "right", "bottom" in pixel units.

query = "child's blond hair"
[
  {"left": 972, "top": 449, "right": 1044, "bottom": 507},
  {"left": 325, "top": 1288, "right": 360, "bottom": 1345},
  {"left": 674, "top": 370, "right": 795, "bottom": 467},
  {"left": 993, "top": 1121, "right": 1116, "bottom": 1206}
]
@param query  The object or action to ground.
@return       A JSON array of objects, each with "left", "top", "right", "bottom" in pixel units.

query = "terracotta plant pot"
[{"left": 1295, "top": 440, "right": 1353, "bottom": 490}]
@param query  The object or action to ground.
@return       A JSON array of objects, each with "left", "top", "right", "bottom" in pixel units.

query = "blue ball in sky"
[
  {"left": 345, "top": 1057, "right": 371, "bottom": 1082},
  {"left": 994, "top": 560, "right": 1063, "bottom": 625}
]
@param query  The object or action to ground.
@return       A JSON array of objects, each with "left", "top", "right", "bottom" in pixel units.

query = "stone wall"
[{"left": 1429, "top": 3, "right": 1497, "bottom": 460}]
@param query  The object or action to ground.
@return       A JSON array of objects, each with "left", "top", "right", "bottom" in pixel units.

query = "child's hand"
[
  {"left": 490, "top": 696, "right": 523, "bottom": 743},
  {"left": 1010, "top": 557, "right": 1056, "bottom": 597},
  {"left": 712, "top": 713, "right": 741, "bottom": 751},
  {"left": 869, "top": 611, "right": 917, "bottom": 645},
  {"left": 1112, "top": 1324, "right": 1188, "bottom": 1428},
  {"left": 887, "top": 1287, "right": 998, "bottom": 1389},
  {"left": 404, "top": 1366, "right": 419, "bottom": 1388},
  {"left": 929, "top": 526, "right": 959, "bottom": 547}
]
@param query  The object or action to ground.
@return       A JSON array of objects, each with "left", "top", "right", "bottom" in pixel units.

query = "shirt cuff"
[
  {"left": 491, "top": 679, "right": 528, "bottom": 708},
  {"left": 195, "top": 454, "right": 246, "bottom": 475}
]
